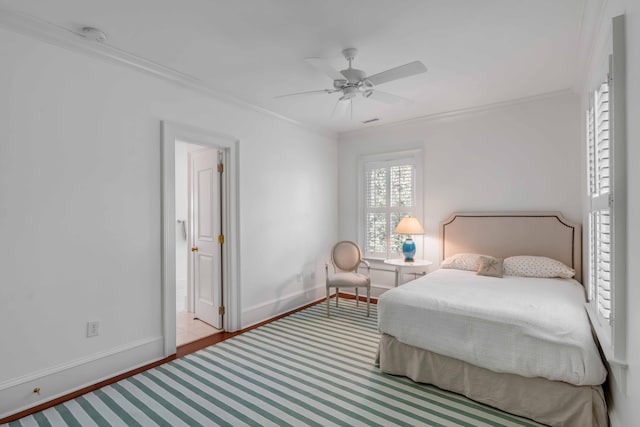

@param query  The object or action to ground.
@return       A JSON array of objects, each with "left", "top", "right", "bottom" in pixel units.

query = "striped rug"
[{"left": 8, "top": 300, "right": 543, "bottom": 426}]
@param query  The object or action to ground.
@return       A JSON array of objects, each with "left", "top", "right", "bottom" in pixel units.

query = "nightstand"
[{"left": 384, "top": 259, "right": 433, "bottom": 287}]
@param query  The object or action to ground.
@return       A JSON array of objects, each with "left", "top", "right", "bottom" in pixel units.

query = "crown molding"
[
  {"left": 339, "top": 89, "right": 576, "bottom": 137},
  {"left": 0, "top": 7, "right": 336, "bottom": 140}
]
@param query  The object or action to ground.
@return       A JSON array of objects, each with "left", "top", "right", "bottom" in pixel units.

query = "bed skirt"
[{"left": 377, "top": 334, "right": 608, "bottom": 427}]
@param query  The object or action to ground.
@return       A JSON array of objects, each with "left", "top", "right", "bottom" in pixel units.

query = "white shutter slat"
[
  {"left": 366, "top": 167, "right": 387, "bottom": 209},
  {"left": 587, "top": 108, "right": 596, "bottom": 197},
  {"left": 594, "top": 81, "right": 611, "bottom": 197},
  {"left": 596, "top": 209, "right": 612, "bottom": 320},
  {"left": 588, "top": 212, "right": 596, "bottom": 301},
  {"left": 587, "top": 79, "right": 612, "bottom": 322},
  {"left": 364, "top": 165, "right": 387, "bottom": 253},
  {"left": 363, "top": 158, "right": 416, "bottom": 256},
  {"left": 390, "top": 165, "right": 414, "bottom": 208}
]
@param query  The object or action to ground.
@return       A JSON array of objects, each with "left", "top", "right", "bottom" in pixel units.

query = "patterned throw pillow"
[
  {"left": 476, "top": 256, "right": 504, "bottom": 278},
  {"left": 503, "top": 256, "right": 575, "bottom": 279},
  {"left": 441, "top": 253, "right": 484, "bottom": 271}
]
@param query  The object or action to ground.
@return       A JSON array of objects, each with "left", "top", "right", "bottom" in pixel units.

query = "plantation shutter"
[
  {"left": 365, "top": 164, "right": 388, "bottom": 254},
  {"left": 364, "top": 158, "right": 416, "bottom": 257},
  {"left": 587, "top": 78, "right": 612, "bottom": 321}
]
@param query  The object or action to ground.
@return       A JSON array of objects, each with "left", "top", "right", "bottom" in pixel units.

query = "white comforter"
[{"left": 378, "top": 269, "right": 607, "bottom": 386}]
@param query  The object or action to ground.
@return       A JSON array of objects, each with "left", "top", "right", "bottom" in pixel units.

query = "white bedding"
[{"left": 378, "top": 269, "right": 607, "bottom": 386}]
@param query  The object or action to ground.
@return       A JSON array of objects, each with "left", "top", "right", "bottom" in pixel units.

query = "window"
[
  {"left": 586, "top": 80, "right": 611, "bottom": 320},
  {"left": 584, "top": 15, "right": 626, "bottom": 381},
  {"left": 359, "top": 150, "right": 422, "bottom": 258}
]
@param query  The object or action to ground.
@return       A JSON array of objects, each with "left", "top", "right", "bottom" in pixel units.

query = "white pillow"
[
  {"left": 441, "top": 253, "right": 484, "bottom": 271},
  {"left": 503, "top": 256, "right": 575, "bottom": 279}
]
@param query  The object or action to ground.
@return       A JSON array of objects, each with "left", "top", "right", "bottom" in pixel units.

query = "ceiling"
[{"left": 1, "top": 0, "right": 588, "bottom": 134}]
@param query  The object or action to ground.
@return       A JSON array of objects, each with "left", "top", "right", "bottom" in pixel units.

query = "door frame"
[{"left": 161, "top": 121, "right": 241, "bottom": 357}]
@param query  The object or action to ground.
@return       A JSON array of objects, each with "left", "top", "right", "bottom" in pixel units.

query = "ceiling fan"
[{"left": 275, "top": 48, "right": 427, "bottom": 118}]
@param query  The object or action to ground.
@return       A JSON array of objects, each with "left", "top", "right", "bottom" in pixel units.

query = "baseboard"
[
  {"left": 242, "top": 284, "right": 326, "bottom": 328},
  {"left": 0, "top": 336, "right": 164, "bottom": 421},
  {"left": 336, "top": 292, "right": 379, "bottom": 304}
]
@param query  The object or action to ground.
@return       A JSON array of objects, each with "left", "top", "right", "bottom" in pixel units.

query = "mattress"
[{"left": 377, "top": 269, "right": 607, "bottom": 386}]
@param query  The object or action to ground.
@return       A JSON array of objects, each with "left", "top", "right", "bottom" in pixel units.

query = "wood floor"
[{"left": 176, "top": 311, "right": 222, "bottom": 347}]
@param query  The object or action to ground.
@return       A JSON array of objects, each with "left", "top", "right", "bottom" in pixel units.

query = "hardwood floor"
[{"left": 176, "top": 311, "right": 222, "bottom": 346}]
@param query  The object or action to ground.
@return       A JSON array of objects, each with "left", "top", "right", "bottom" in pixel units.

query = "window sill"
[
  {"left": 363, "top": 256, "right": 387, "bottom": 262},
  {"left": 585, "top": 303, "right": 628, "bottom": 394}
]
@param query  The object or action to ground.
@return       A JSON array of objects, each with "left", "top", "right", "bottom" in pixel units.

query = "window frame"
[
  {"left": 357, "top": 149, "right": 423, "bottom": 259},
  {"left": 584, "top": 14, "right": 627, "bottom": 389}
]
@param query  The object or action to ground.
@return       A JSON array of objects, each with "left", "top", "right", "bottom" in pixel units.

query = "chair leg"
[
  {"left": 326, "top": 287, "right": 330, "bottom": 317},
  {"left": 355, "top": 288, "right": 359, "bottom": 306},
  {"left": 366, "top": 287, "right": 371, "bottom": 317},
  {"left": 335, "top": 288, "right": 339, "bottom": 306}
]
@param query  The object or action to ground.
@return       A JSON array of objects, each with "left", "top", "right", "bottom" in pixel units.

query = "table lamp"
[{"left": 394, "top": 216, "right": 425, "bottom": 262}]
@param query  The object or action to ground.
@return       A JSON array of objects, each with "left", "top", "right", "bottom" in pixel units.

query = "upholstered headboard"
[{"left": 440, "top": 212, "right": 582, "bottom": 282}]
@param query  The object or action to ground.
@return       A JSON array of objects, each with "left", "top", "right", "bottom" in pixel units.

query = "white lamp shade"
[{"left": 394, "top": 216, "right": 425, "bottom": 235}]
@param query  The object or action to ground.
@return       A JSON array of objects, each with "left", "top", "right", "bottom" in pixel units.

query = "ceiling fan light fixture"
[{"left": 341, "top": 86, "right": 358, "bottom": 100}]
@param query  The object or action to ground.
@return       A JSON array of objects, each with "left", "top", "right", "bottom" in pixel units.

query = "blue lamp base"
[{"left": 402, "top": 238, "right": 416, "bottom": 262}]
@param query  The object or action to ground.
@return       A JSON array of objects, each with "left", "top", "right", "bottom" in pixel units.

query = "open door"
[{"left": 190, "top": 148, "right": 222, "bottom": 329}]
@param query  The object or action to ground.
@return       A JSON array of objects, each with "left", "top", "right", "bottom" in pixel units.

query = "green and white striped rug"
[{"left": 8, "top": 300, "right": 543, "bottom": 426}]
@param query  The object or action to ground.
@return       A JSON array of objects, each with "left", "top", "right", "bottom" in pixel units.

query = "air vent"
[
  {"left": 81, "top": 27, "right": 107, "bottom": 43},
  {"left": 362, "top": 118, "right": 380, "bottom": 124}
]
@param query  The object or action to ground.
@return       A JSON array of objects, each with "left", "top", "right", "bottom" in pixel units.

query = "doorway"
[
  {"left": 161, "top": 121, "right": 240, "bottom": 357},
  {"left": 175, "top": 142, "right": 223, "bottom": 345}
]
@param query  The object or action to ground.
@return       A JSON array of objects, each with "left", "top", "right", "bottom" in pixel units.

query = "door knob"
[{"left": 191, "top": 247, "right": 198, "bottom": 252}]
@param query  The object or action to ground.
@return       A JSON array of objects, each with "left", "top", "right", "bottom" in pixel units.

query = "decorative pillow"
[
  {"left": 476, "top": 256, "right": 503, "bottom": 278},
  {"left": 441, "top": 253, "right": 484, "bottom": 271},
  {"left": 503, "top": 256, "right": 575, "bottom": 279}
]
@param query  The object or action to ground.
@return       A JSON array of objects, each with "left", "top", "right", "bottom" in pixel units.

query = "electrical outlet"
[{"left": 86, "top": 321, "right": 100, "bottom": 337}]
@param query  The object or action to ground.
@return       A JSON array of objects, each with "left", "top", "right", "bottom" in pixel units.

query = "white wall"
[
  {"left": 0, "top": 28, "right": 337, "bottom": 417},
  {"left": 582, "top": 1, "right": 640, "bottom": 426},
  {"left": 338, "top": 92, "right": 582, "bottom": 291}
]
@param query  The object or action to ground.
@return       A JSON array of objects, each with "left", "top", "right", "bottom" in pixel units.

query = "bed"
[{"left": 377, "top": 212, "right": 608, "bottom": 427}]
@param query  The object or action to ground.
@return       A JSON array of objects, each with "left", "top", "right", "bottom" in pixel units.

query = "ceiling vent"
[{"left": 81, "top": 27, "right": 107, "bottom": 43}]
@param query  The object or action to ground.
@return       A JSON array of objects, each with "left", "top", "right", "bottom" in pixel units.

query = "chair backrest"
[{"left": 331, "top": 241, "right": 362, "bottom": 272}]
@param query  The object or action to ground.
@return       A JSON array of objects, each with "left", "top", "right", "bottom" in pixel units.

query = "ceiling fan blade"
[
  {"left": 367, "top": 90, "right": 413, "bottom": 106},
  {"left": 331, "top": 99, "right": 350, "bottom": 118},
  {"left": 274, "top": 89, "right": 333, "bottom": 99},
  {"left": 305, "top": 57, "right": 345, "bottom": 81},
  {"left": 366, "top": 61, "right": 427, "bottom": 86}
]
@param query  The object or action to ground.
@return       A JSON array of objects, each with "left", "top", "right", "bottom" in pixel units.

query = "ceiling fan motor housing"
[{"left": 340, "top": 68, "right": 367, "bottom": 84}]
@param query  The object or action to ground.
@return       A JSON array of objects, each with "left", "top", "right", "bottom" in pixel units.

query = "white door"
[{"left": 191, "top": 149, "right": 222, "bottom": 328}]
